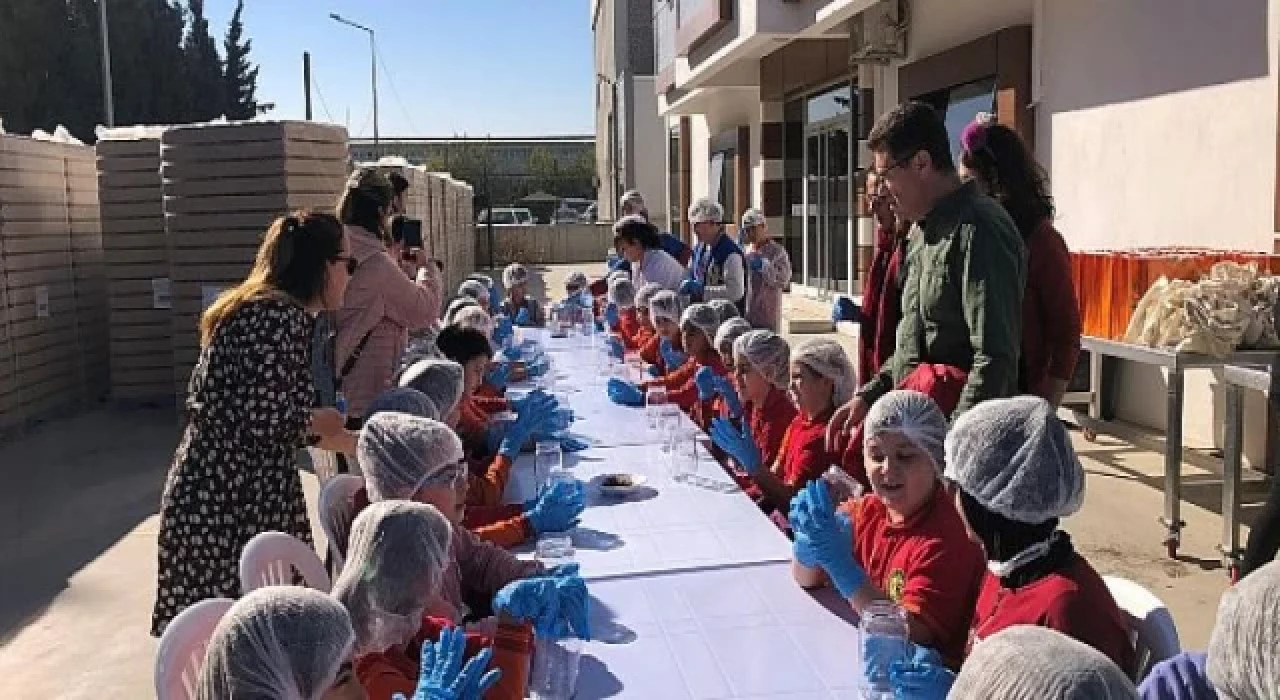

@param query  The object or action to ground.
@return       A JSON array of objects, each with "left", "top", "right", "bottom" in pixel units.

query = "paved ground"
[{"left": 0, "top": 264, "right": 1259, "bottom": 697}]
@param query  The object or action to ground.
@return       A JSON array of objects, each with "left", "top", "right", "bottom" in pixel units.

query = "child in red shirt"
[
  {"left": 640, "top": 303, "right": 726, "bottom": 414},
  {"left": 945, "top": 396, "right": 1135, "bottom": 675},
  {"left": 628, "top": 282, "right": 663, "bottom": 352},
  {"left": 792, "top": 390, "right": 984, "bottom": 670}
]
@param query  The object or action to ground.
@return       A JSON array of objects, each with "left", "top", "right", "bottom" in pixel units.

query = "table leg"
[
  {"left": 1221, "top": 383, "right": 1244, "bottom": 577},
  {"left": 1084, "top": 350, "right": 1103, "bottom": 441},
  {"left": 1161, "top": 369, "right": 1187, "bottom": 557}
]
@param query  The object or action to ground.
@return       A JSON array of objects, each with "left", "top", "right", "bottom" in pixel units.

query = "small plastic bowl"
[{"left": 596, "top": 472, "right": 648, "bottom": 497}]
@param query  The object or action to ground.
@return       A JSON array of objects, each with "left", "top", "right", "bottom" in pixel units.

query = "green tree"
[
  {"left": 527, "top": 146, "right": 559, "bottom": 194},
  {"left": 182, "top": 0, "right": 223, "bottom": 120},
  {"left": 221, "top": 0, "right": 259, "bottom": 119},
  {"left": 108, "top": 0, "right": 190, "bottom": 127}
]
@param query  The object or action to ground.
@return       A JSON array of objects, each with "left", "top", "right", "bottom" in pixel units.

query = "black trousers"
[{"left": 1241, "top": 469, "right": 1280, "bottom": 577}]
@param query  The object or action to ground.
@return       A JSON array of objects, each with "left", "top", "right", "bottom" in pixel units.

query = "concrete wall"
[
  {"left": 474, "top": 224, "right": 615, "bottom": 267},
  {"left": 630, "top": 76, "right": 671, "bottom": 231}
]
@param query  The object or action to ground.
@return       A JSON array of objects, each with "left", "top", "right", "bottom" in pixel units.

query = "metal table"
[
  {"left": 1221, "top": 364, "right": 1278, "bottom": 576},
  {"left": 1067, "top": 336, "right": 1280, "bottom": 557}
]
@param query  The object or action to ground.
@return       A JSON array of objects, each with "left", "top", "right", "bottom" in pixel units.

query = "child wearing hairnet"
[
  {"left": 621, "top": 282, "right": 663, "bottom": 355},
  {"left": 500, "top": 263, "right": 545, "bottom": 328},
  {"left": 601, "top": 276, "right": 642, "bottom": 361},
  {"left": 638, "top": 289, "right": 687, "bottom": 375},
  {"left": 790, "top": 390, "right": 984, "bottom": 676},
  {"left": 336, "top": 501, "right": 517, "bottom": 700},
  {"left": 944, "top": 396, "right": 1135, "bottom": 675},
  {"left": 707, "top": 318, "right": 752, "bottom": 421},
  {"left": 949, "top": 626, "right": 1138, "bottom": 700},
  {"left": 710, "top": 338, "right": 848, "bottom": 518},
  {"left": 722, "top": 332, "right": 797, "bottom": 484},
  {"left": 608, "top": 303, "right": 728, "bottom": 427}
]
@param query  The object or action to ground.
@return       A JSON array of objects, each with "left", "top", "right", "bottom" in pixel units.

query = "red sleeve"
[
  {"left": 475, "top": 385, "right": 507, "bottom": 403},
  {"left": 463, "top": 503, "right": 525, "bottom": 527},
  {"left": 355, "top": 653, "right": 416, "bottom": 700},
  {"left": 779, "top": 427, "right": 832, "bottom": 489},
  {"left": 896, "top": 534, "right": 985, "bottom": 668},
  {"left": 469, "top": 514, "right": 535, "bottom": 549},
  {"left": 1030, "top": 223, "right": 1082, "bottom": 386},
  {"left": 466, "top": 455, "right": 514, "bottom": 507},
  {"left": 457, "top": 397, "right": 490, "bottom": 442},
  {"left": 639, "top": 333, "right": 663, "bottom": 366}
]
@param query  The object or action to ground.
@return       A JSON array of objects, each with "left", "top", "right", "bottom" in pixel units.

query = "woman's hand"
[
  {"left": 825, "top": 396, "right": 868, "bottom": 452},
  {"left": 310, "top": 408, "right": 346, "bottom": 439}
]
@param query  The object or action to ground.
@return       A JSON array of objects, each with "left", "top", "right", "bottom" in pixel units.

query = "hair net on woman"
[
  {"left": 367, "top": 387, "right": 439, "bottom": 422},
  {"left": 688, "top": 197, "right": 724, "bottom": 225},
  {"left": 734, "top": 330, "right": 790, "bottom": 388},
  {"left": 1206, "top": 559, "right": 1280, "bottom": 698},
  {"left": 358, "top": 412, "right": 464, "bottom": 502},
  {"left": 195, "top": 586, "right": 355, "bottom": 700},
  {"left": 636, "top": 282, "right": 663, "bottom": 310},
  {"left": 452, "top": 305, "right": 494, "bottom": 338},
  {"left": 398, "top": 358, "right": 464, "bottom": 418},
  {"left": 864, "top": 389, "right": 948, "bottom": 473},
  {"left": 681, "top": 303, "right": 721, "bottom": 344},
  {"left": 443, "top": 297, "right": 478, "bottom": 327},
  {"left": 332, "top": 501, "right": 454, "bottom": 656},
  {"left": 949, "top": 626, "right": 1138, "bottom": 700},
  {"left": 467, "top": 273, "right": 494, "bottom": 289},
  {"left": 791, "top": 338, "right": 857, "bottom": 406},
  {"left": 708, "top": 299, "right": 739, "bottom": 324},
  {"left": 607, "top": 269, "right": 630, "bottom": 285},
  {"left": 503, "top": 262, "right": 529, "bottom": 289},
  {"left": 608, "top": 277, "right": 637, "bottom": 308},
  {"left": 741, "top": 208, "right": 766, "bottom": 229},
  {"left": 650, "top": 290, "right": 682, "bottom": 324},
  {"left": 714, "top": 318, "right": 752, "bottom": 357},
  {"left": 565, "top": 271, "right": 588, "bottom": 290},
  {"left": 620, "top": 189, "right": 647, "bottom": 216},
  {"left": 943, "top": 396, "right": 1084, "bottom": 524},
  {"left": 458, "top": 279, "right": 489, "bottom": 304}
]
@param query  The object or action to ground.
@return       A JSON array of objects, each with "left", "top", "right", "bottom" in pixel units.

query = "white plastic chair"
[
  {"left": 1103, "top": 575, "right": 1181, "bottom": 681},
  {"left": 307, "top": 446, "right": 341, "bottom": 484},
  {"left": 238, "top": 531, "right": 331, "bottom": 594},
  {"left": 154, "top": 597, "right": 234, "bottom": 700},
  {"left": 318, "top": 474, "right": 365, "bottom": 574}
]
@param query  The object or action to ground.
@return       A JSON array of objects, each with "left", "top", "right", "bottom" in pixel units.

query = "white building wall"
[{"left": 630, "top": 76, "right": 670, "bottom": 231}]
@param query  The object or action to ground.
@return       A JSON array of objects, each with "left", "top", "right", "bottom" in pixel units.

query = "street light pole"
[
  {"left": 98, "top": 0, "right": 115, "bottom": 127},
  {"left": 329, "top": 13, "right": 378, "bottom": 147}
]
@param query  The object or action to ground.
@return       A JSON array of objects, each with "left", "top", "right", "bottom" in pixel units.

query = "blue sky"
[{"left": 203, "top": 1, "right": 595, "bottom": 137}]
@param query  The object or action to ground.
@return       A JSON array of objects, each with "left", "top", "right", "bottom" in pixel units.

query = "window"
[
  {"left": 668, "top": 125, "right": 682, "bottom": 235},
  {"left": 918, "top": 77, "right": 998, "bottom": 163}
]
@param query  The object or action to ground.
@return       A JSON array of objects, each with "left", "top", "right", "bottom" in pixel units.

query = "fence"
[{"left": 473, "top": 224, "right": 613, "bottom": 268}]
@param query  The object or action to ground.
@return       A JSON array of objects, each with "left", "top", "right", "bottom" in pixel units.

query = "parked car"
[
  {"left": 580, "top": 203, "right": 598, "bottom": 223},
  {"left": 477, "top": 207, "right": 534, "bottom": 226},
  {"left": 551, "top": 207, "right": 581, "bottom": 224}
]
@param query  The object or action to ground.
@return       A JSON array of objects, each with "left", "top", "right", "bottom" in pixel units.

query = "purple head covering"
[{"left": 960, "top": 112, "right": 998, "bottom": 154}]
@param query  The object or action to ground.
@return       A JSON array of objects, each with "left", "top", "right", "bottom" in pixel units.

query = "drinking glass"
[
  {"left": 671, "top": 431, "right": 700, "bottom": 479},
  {"left": 624, "top": 351, "right": 644, "bottom": 383},
  {"left": 535, "top": 441, "right": 563, "bottom": 487},
  {"left": 535, "top": 532, "right": 575, "bottom": 568},
  {"left": 530, "top": 636, "right": 582, "bottom": 700},
  {"left": 822, "top": 465, "right": 865, "bottom": 504},
  {"left": 645, "top": 387, "right": 669, "bottom": 431},
  {"left": 860, "top": 601, "right": 909, "bottom": 699}
]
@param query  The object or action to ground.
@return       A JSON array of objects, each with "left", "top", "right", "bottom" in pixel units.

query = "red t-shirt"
[
  {"left": 841, "top": 487, "right": 985, "bottom": 668},
  {"left": 777, "top": 408, "right": 835, "bottom": 488},
  {"left": 969, "top": 554, "right": 1136, "bottom": 675},
  {"left": 616, "top": 307, "right": 642, "bottom": 342},
  {"left": 748, "top": 388, "right": 798, "bottom": 467}
]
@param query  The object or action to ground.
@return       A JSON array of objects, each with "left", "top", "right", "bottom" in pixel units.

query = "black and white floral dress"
[{"left": 151, "top": 296, "right": 315, "bottom": 635}]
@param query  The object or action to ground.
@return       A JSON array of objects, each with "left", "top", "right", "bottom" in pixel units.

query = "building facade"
[{"left": 593, "top": 0, "right": 669, "bottom": 230}]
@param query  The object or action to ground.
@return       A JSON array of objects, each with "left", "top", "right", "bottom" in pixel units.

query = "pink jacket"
[
  {"left": 337, "top": 226, "right": 443, "bottom": 417},
  {"left": 436, "top": 528, "right": 544, "bottom": 622}
]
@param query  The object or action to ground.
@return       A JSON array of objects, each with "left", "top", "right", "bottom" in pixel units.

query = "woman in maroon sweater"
[
  {"left": 858, "top": 170, "right": 911, "bottom": 386},
  {"left": 960, "top": 115, "right": 1081, "bottom": 407}
]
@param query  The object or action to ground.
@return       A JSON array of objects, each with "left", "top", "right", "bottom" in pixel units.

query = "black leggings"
[{"left": 1241, "top": 468, "right": 1280, "bottom": 577}]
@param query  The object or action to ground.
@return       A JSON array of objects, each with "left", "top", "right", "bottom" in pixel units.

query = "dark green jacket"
[{"left": 857, "top": 182, "right": 1027, "bottom": 417}]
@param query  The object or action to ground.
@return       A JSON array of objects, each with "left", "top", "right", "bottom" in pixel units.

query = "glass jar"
[
  {"left": 860, "top": 600, "right": 909, "bottom": 699},
  {"left": 530, "top": 635, "right": 582, "bottom": 700}
]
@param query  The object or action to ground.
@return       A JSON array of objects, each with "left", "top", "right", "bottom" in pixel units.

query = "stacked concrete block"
[
  {"left": 63, "top": 143, "right": 109, "bottom": 403},
  {"left": 449, "top": 178, "right": 475, "bottom": 293},
  {"left": 96, "top": 134, "right": 172, "bottom": 403},
  {"left": 161, "top": 121, "right": 348, "bottom": 398}
]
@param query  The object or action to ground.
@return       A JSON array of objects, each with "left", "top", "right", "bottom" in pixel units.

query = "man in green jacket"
[{"left": 829, "top": 101, "right": 1027, "bottom": 445}]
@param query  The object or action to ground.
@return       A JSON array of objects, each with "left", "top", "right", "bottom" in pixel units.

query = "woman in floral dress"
[{"left": 151, "top": 211, "right": 356, "bottom": 635}]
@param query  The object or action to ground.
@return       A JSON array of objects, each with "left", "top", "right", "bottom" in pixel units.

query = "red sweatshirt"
[
  {"left": 1020, "top": 219, "right": 1082, "bottom": 400},
  {"left": 464, "top": 504, "right": 533, "bottom": 549},
  {"left": 356, "top": 615, "right": 532, "bottom": 700},
  {"left": 644, "top": 350, "right": 726, "bottom": 414},
  {"left": 639, "top": 332, "right": 663, "bottom": 367},
  {"left": 859, "top": 226, "right": 908, "bottom": 385}
]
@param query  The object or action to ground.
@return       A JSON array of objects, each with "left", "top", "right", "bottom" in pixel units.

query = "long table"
[{"left": 500, "top": 331, "right": 868, "bottom": 698}]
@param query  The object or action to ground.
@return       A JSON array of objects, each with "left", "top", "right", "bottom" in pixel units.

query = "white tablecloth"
[
  {"left": 503, "top": 443, "right": 793, "bottom": 580},
  {"left": 578, "top": 562, "right": 866, "bottom": 699}
]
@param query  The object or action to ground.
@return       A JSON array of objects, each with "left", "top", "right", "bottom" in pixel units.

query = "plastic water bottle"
[
  {"left": 861, "top": 601, "right": 909, "bottom": 699},
  {"left": 822, "top": 465, "right": 864, "bottom": 504}
]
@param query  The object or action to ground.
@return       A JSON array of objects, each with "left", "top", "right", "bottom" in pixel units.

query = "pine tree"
[
  {"left": 221, "top": 0, "right": 259, "bottom": 120},
  {"left": 182, "top": 0, "right": 224, "bottom": 120}
]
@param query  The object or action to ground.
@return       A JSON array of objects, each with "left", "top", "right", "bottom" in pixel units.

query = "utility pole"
[
  {"left": 98, "top": 0, "right": 115, "bottom": 127},
  {"left": 302, "top": 52, "right": 313, "bottom": 120},
  {"left": 329, "top": 13, "right": 378, "bottom": 147},
  {"left": 484, "top": 135, "right": 494, "bottom": 271}
]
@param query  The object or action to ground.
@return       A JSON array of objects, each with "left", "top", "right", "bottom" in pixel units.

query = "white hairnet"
[
  {"left": 195, "top": 586, "right": 354, "bottom": 700},
  {"left": 457, "top": 279, "right": 488, "bottom": 304},
  {"left": 734, "top": 330, "right": 790, "bottom": 388},
  {"left": 741, "top": 208, "right": 766, "bottom": 229},
  {"left": 688, "top": 197, "right": 724, "bottom": 225},
  {"left": 714, "top": 318, "right": 753, "bottom": 356},
  {"left": 650, "top": 290, "right": 681, "bottom": 324},
  {"left": 503, "top": 263, "right": 529, "bottom": 289},
  {"left": 950, "top": 626, "right": 1137, "bottom": 700},
  {"left": 565, "top": 271, "right": 588, "bottom": 290},
  {"left": 864, "top": 390, "right": 948, "bottom": 473},
  {"left": 609, "top": 277, "right": 637, "bottom": 308},
  {"left": 791, "top": 338, "right": 857, "bottom": 406},
  {"left": 620, "top": 189, "right": 647, "bottom": 216},
  {"left": 944, "top": 396, "right": 1085, "bottom": 524},
  {"left": 635, "top": 282, "right": 663, "bottom": 311},
  {"left": 708, "top": 299, "right": 740, "bottom": 323},
  {"left": 1207, "top": 559, "right": 1280, "bottom": 699},
  {"left": 358, "top": 412, "right": 464, "bottom": 502},
  {"left": 367, "top": 387, "right": 439, "bottom": 422},
  {"left": 443, "top": 297, "right": 478, "bottom": 327},
  {"left": 398, "top": 358, "right": 464, "bottom": 418},
  {"left": 607, "top": 269, "right": 630, "bottom": 284},
  {"left": 467, "top": 273, "right": 494, "bottom": 289},
  {"left": 452, "top": 305, "right": 494, "bottom": 338},
  {"left": 332, "top": 501, "right": 453, "bottom": 655},
  {"left": 681, "top": 303, "right": 721, "bottom": 344}
]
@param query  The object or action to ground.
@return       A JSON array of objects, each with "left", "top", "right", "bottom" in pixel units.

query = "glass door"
[{"left": 802, "top": 85, "right": 854, "bottom": 295}]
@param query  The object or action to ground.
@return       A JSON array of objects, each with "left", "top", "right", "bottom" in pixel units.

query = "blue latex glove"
[
  {"left": 832, "top": 296, "right": 862, "bottom": 323},
  {"left": 603, "top": 303, "right": 621, "bottom": 330},
  {"left": 678, "top": 279, "right": 704, "bottom": 298},
  {"left": 607, "top": 378, "right": 644, "bottom": 407},
  {"left": 492, "top": 316, "right": 514, "bottom": 346},
  {"left": 526, "top": 480, "right": 585, "bottom": 534},
  {"left": 605, "top": 335, "right": 625, "bottom": 360},
  {"left": 484, "top": 362, "right": 511, "bottom": 391},
  {"left": 500, "top": 393, "right": 558, "bottom": 457},
  {"left": 646, "top": 364, "right": 662, "bottom": 377},
  {"left": 694, "top": 366, "right": 719, "bottom": 401},
  {"left": 547, "top": 408, "right": 574, "bottom": 433},
  {"left": 514, "top": 307, "right": 531, "bottom": 326},
  {"left": 526, "top": 356, "right": 551, "bottom": 378},
  {"left": 607, "top": 255, "right": 630, "bottom": 273},
  {"left": 510, "top": 389, "right": 554, "bottom": 415},
  {"left": 487, "top": 286, "right": 502, "bottom": 312},
  {"left": 544, "top": 562, "right": 580, "bottom": 580},
  {"left": 747, "top": 253, "right": 765, "bottom": 271},
  {"left": 888, "top": 646, "right": 954, "bottom": 700},
  {"left": 659, "top": 337, "right": 687, "bottom": 371},
  {"left": 392, "top": 626, "right": 502, "bottom": 700},
  {"left": 557, "top": 433, "right": 591, "bottom": 452},
  {"left": 709, "top": 417, "right": 762, "bottom": 474},
  {"left": 576, "top": 290, "right": 594, "bottom": 309},
  {"left": 713, "top": 376, "right": 743, "bottom": 418},
  {"left": 493, "top": 575, "right": 591, "bottom": 640},
  {"left": 789, "top": 480, "right": 865, "bottom": 598}
]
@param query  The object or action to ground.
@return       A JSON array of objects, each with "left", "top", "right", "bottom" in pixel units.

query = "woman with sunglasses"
[{"left": 152, "top": 211, "right": 357, "bottom": 635}]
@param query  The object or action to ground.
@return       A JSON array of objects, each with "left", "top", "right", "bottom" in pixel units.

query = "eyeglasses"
[
  {"left": 871, "top": 151, "right": 918, "bottom": 179},
  {"left": 332, "top": 255, "right": 358, "bottom": 275}
]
